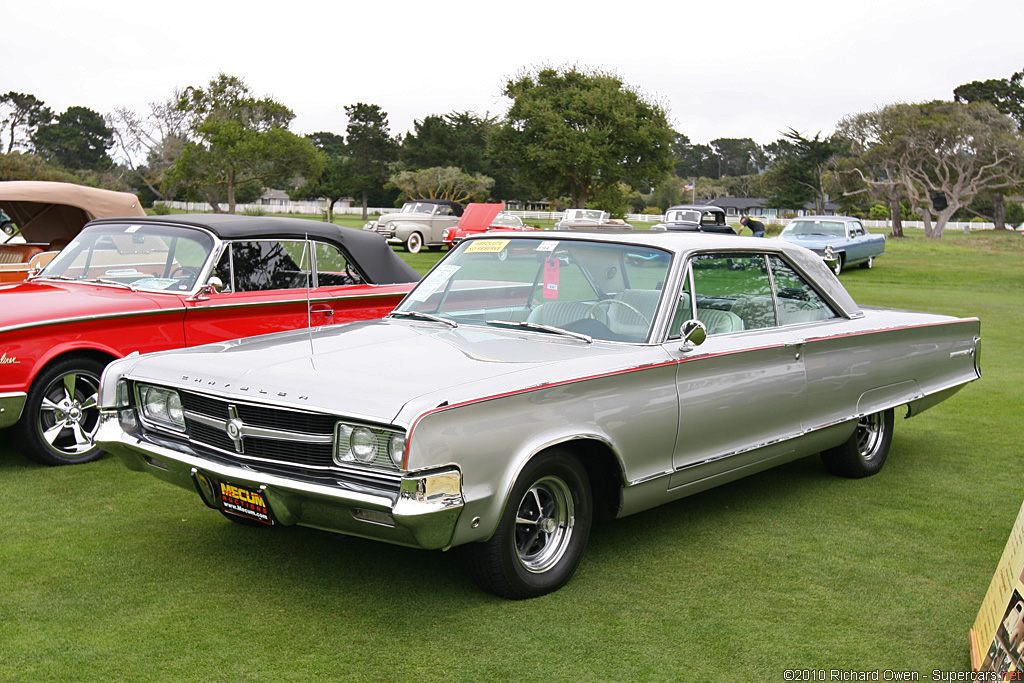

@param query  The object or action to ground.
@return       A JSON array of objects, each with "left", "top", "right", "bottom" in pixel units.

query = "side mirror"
[
  {"left": 205, "top": 276, "right": 224, "bottom": 294},
  {"left": 679, "top": 319, "right": 707, "bottom": 348},
  {"left": 186, "top": 276, "right": 224, "bottom": 302}
]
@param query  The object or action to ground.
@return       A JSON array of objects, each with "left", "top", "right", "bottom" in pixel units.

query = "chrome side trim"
[{"left": 0, "top": 391, "right": 28, "bottom": 429}]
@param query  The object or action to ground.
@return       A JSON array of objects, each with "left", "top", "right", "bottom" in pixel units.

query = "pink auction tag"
[{"left": 543, "top": 257, "right": 560, "bottom": 299}]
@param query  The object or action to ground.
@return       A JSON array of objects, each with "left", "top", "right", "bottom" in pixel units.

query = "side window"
[
  {"left": 314, "top": 242, "right": 364, "bottom": 286},
  {"left": 221, "top": 240, "right": 311, "bottom": 292},
  {"left": 689, "top": 254, "right": 772, "bottom": 333},
  {"left": 852, "top": 222, "right": 865, "bottom": 237},
  {"left": 769, "top": 256, "right": 839, "bottom": 325}
]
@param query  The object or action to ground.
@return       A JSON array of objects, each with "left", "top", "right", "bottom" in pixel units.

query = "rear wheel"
[
  {"left": 820, "top": 408, "right": 894, "bottom": 478},
  {"left": 462, "top": 449, "right": 592, "bottom": 599},
  {"left": 860, "top": 255, "right": 874, "bottom": 269},
  {"left": 404, "top": 233, "right": 423, "bottom": 254},
  {"left": 17, "top": 357, "right": 106, "bottom": 466}
]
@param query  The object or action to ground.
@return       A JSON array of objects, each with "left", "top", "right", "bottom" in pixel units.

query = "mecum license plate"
[{"left": 219, "top": 481, "right": 274, "bottom": 525}]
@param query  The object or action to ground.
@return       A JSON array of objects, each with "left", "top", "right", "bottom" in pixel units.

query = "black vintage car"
[{"left": 651, "top": 205, "right": 736, "bottom": 235}]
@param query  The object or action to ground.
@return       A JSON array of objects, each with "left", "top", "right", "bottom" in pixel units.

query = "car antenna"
[{"left": 305, "top": 236, "right": 314, "bottom": 355}]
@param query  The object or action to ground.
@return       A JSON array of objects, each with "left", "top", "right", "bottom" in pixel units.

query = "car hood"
[
  {"left": 124, "top": 319, "right": 662, "bottom": 426},
  {"left": 0, "top": 279, "right": 183, "bottom": 331},
  {"left": 456, "top": 203, "right": 503, "bottom": 231}
]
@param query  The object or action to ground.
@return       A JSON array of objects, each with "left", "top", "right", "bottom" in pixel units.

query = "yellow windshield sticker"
[{"left": 465, "top": 239, "right": 510, "bottom": 253}]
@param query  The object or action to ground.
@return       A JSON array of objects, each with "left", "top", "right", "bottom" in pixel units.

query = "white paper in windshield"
[{"left": 408, "top": 264, "right": 460, "bottom": 302}]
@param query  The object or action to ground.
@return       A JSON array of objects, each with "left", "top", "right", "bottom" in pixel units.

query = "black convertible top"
[{"left": 86, "top": 214, "right": 420, "bottom": 285}]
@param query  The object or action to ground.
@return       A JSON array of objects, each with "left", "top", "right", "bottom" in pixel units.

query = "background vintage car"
[
  {"left": 778, "top": 214, "right": 886, "bottom": 274},
  {"left": 650, "top": 204, "right": 736, "bottom": 235},
  {"left": 0, "top": 213, "right": 419, "bottom": 466},
  {"left": 0, "top": 181, "right": 147, "bottom": 282},
  {"left": 441, "top": 205, "right": 542, "bottom": 248},
  {"left": 97, "top": 231, "right": 980, "bottom": 599},
  {"left": 553, "top": 208, "right": 633, "bottom": 230},
  {"left": 364, "top": 199, "right": 463, "bottom": 253}
]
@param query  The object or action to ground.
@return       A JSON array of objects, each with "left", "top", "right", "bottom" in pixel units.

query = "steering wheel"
[
  {"left": 586, "top": 299, "right": 651, "bottom": 326},
  {"left": 170, "top": 266, "right": 200, "bottom": 279}
]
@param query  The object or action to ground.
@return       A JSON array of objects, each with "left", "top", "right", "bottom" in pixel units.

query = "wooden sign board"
[{"left": 971, "top": 499, "right": 1024, "bottom": 675}]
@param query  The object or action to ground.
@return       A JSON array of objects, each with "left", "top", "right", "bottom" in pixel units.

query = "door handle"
[{"left": 309, "top": 304, "right": 334, "bottom": 318}]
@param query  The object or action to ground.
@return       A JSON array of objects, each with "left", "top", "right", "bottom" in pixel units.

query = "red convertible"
[
  {"left": 441, "top": 204, "right": 542, "bottom": 249},
  {"left": 0, "top": 214, "right": 419, "bottom": 466}
]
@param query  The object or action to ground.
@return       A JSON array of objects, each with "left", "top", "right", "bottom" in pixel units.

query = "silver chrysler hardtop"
[{"left": 97, "top": 231, "right": 980, "bottom": 599}]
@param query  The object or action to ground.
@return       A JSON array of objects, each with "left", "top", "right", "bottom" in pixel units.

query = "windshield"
[
  {"left": 665, "top": 210, "right": 701, "bottom": 223},
  {"left": 564, "top": 209, "right": 608, "bottom": 223},
  {"left": 393, "top": 237, "right": 672, "bottom": 343},
  {"left": 491, "top": 214, "right": 523, "bottom": 228},
  {"left": 782, "top": 220, "right": 846, "bottom": 237},
  {"left": 38, "top": 223, "right": 215, "bottom": 292},
  {"left": 400, "top": 202, "right": 438, "bottom": 215}
]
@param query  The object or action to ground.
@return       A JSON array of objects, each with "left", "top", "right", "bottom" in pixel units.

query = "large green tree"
[
  {"left": 388, "top": 166, "right": 494, "bottom": 204},
  {"left": 838, "top": 100, "right": 1024, "bottom": 238},
  {"left": 763, "top": 129, "right": 845, "bottom": 214},
  {"left": 344, "top": 103, "right": 399, "bottom": 219},
  {"left": 109, "top": 96, "right": 189, "bottom": 203},
  {"left": 490, "top": 66, "right": 674, "bottom": 209},
  {"left": 293, "top": 132, "right": 352, "bottom": 222},
  {"left": 710, "top": 138, "right": 765, "bottom": 178},
  {"left": 0, "top": 92, "right": 52, "bottom": 154},
  {"left": 167, "top": 74, "right": 324, "bottom": 213},
  {"left": 401, "top": 111, "right": 522, "bottom": 199},
  {"left": 32, "top": 106, "right": 113, "bottom": 170},
  {"left": 953, "top": 68, "right": 1024, "bottom": 228}
]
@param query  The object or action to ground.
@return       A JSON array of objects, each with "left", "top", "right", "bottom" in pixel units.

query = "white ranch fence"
[{"left": 158, "top": 202, "right": 1019, "bottom": 233}]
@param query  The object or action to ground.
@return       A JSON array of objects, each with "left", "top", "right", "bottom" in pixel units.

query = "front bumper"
[
  {"left": 96, "top": 412, "right": 465, "bottom": 550},
  {"left": 0, "top": 391, "right": 27, "bottom": 429}
]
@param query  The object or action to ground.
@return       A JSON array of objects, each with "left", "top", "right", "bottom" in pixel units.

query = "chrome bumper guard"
[{"left": 96, "top": 412, "right": 464, "bottom": 550}]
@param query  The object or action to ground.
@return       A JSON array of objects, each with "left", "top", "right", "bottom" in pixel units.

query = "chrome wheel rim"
[
  {"left": 37, "top": 369, "right": 100, "bottom": 458},
  {"left": 514, "top": 476, "right": 575, "bottom": 573},
  {"left": 856, "top": 413, "right": 884, "bottom": 460},
  {"left": 407, "top": 234, "right": 422, "bottom": 253}
]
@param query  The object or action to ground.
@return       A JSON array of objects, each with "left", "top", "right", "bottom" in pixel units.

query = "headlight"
[
  {"left": 350, "top": 427, "right": 376, "bottom": 463},
  {"left": 442, "top": 229, "right": 450, "bottom": 240},
  {"left": 334, "top": 422, "right": 407, "bottom": 469},
  {"left": 388, "top": 433, "right": 406, "bottom": 466},
  {"left": 137, "top": 384, "right": 185, "bottom": 431}
]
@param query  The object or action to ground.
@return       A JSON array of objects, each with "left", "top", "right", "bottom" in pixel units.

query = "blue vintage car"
[{"left": 778, "top": 215, "right": 885, "bottom": 275}]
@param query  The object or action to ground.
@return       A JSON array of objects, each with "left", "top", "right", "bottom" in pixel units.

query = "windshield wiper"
[
  {"left": 389, "top": 310, "right": 458, "bottom": 328},
  {"left": 485, "top": 320, "right": 593, "bottom": 344},
  {"left": 87, "top": 278, "right": 138, "bottom": 292}
]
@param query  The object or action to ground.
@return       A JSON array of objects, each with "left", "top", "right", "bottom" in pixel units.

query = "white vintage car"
[
  {"left": 363, "top": 200, "right": 463, "bottom": 253},
  {"left": 97, "top": 232, "right": 980, "bottom": 599}
]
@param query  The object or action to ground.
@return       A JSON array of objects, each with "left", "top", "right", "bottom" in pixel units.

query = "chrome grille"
[{"left": 170, "top": 389, "right": 402, "bottom": 487}]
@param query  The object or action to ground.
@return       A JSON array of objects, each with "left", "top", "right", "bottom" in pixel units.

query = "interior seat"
[{"left": 696, "top": 308, "right": 745, "bottom": 335}]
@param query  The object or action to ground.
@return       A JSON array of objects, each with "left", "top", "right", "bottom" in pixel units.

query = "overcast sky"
[{"left": 5, "top": 0, "right": 1023, "bottom": 147}]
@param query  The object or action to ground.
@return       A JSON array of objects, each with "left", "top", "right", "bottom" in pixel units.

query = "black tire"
[
  {"left": 462, "top": 449, "right": 592, "bottom": 599},
  {"left": 860, "top": 255, "right": 874, "bottom": 270},
  {"left": 820, "top": 408, "right": 894, "bottom": 478},
  {"left": 404, "top": 233, "right": 423, "bottom": 254},
  {"left": 16, "top": 356, "right": 107, "bottom": 466},
  {"left": 832, "top": 254, "right": 844, "bottom": 276}
]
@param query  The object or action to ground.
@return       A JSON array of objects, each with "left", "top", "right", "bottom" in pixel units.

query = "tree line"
[{"left": 3, "top": 65, "right": 1024, "bottom": 238}]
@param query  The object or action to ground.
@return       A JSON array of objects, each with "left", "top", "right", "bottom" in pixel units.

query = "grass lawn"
[{"left": 1, "top": 229, "right": 1021, "bottom": 681}]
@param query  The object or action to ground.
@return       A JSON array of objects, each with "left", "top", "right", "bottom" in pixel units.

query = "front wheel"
[
  {"left": 16, "top": 357, "right": 107, "bottom": 465},
  {"left": 820, "top": 408, "right": 894, "bottom": 478},
  {"left": 462, "top": 449, "right": 592, "bottom": 599},
  {"left": 404, "top": 233, "right": 423, "bottom": 254},
  {"left": 832, "top": 254, "right": 844, "bottom": 276}
]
